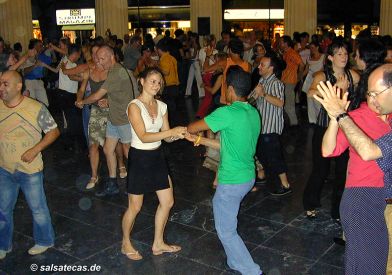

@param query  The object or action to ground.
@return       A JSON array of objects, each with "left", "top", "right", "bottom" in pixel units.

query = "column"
[
  {"left": 95, "top": 0, "right": 128, "bottom": 37},
  {"left": 284, "top": 0, "right": 317, "bottom": 36},
  {"left": 0, "top": 0, "right": 33, "bottom": 52},
  {"left": 190, "top": 0, "right": 222, "bottom": 37},
  {"left": 380, "top": 0, "right": 392, "bottom": 36}
]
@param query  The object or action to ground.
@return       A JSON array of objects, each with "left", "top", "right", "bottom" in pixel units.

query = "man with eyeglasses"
[{"left": 314, "top": 63, "right": 392, "bottom": 275}]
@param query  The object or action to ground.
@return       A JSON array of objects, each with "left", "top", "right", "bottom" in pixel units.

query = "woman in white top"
[
  {"left": 121, "top": 67, "right": 187, "bottom": 260},
  {"left": 302, "top": 41, "right": 325, "bottom": 124}
]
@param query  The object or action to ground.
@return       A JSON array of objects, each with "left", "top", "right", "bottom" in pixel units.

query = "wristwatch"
[{"left": 336, "top": 112, "right": 349, "bottom": 123}]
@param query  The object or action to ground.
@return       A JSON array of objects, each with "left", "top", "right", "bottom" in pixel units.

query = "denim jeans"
[
  {"left": 213, "top": 180, "right": 262, "bottom": 275},
  {"left": 0, "top": 167, "right": 54, "bottom": 250}
]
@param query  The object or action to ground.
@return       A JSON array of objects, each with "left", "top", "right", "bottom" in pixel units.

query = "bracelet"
[
  {"left": 194, "top": 135, "right": 202, "bottom": 145},
  {"left": 336, "top": 112, "right": 349, "bottom": 123}
]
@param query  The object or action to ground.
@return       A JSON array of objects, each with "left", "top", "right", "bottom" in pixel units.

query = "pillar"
[
  {"left": 190, "top": 0, "right": 222, "bottom": 37},
  {"left": 0, "top": 0, "right": 33, "bottom": 52},
  {"left": 95, "top": 0, "right": 128, "bottom": 37},
  {"left": 380, "top": 0, "right": 392, "bottom": 35},
  {"left": 284, "top": 0, "right": 317, "bottom": 37}
]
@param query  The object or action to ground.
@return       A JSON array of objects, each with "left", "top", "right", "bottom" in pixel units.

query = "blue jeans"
[
  {"left": 0, "top": 167, "right": 54, "bottom": 250},
  {"left": 213, "top": 180, "right": 262, "bottom": 275}
]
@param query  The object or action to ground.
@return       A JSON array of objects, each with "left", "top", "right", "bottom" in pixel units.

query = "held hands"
[
  {"left": 185, "top": 132, "right": 201, "bottom": 146},
  {"left": 75, "top": 100, "right": 84, "bottom": 109},
  {"left": 21, "top": 148, "right": 39, "bottom": 163},
  {"left": 313, "top": 81, "right": 350, "bottom": 120},
  {"left": 171, "top": 126, "right": 187, "bottom": 140}
]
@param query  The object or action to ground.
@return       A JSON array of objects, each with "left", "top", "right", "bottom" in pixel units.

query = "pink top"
[{"left": 329, "top": 103, "right": 392, "bottom": 188}]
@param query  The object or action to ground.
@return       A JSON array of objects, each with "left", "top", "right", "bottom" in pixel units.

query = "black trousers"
[
  {"left": 56, "top": 89, "right": 83, "bottom": 140},
  {"left": 302, "top": 125, "right": 348, "bottom": 219},
  {"left": 256, "top": 133, "right": 287, "bottom": 187},
  {"left": 162, "top": 85, "right": 179, "bottom": 125}
]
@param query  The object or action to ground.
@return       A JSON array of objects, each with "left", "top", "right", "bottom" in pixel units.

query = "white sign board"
[
  {"left": 56, "top": 9, "right": 95, "bottom": 25},
  {"left": 224, "top": 9, "right": 284, "bottom": 20}
]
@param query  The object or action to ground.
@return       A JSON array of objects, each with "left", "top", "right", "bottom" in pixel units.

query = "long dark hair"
[{"left": 348, "top": 38, "right": 386, "bottom": 110}]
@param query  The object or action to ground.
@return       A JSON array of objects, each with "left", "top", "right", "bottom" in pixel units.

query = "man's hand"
[
  {"left": 21, "top": 148, "right": 40, "bottom": 163},
  {"left": 254, "top": 84, "right": 265, "bottom": 98},
  {"left": 75, "top": 100, "right": 84, "bottom": 109},
  {"left": 313, "top": 81, "right": 350, "bottom": 119},
  {"left": 97, "top": 99, "right": 109, "bottom": 108}
]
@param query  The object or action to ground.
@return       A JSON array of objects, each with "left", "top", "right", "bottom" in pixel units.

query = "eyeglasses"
[{"left": 367, "top": 85, "right": 391, "bottom": 99}]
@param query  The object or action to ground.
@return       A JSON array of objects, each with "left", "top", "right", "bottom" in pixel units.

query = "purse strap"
[{"left": 119, "top": 63, "right": 136, "bottom": 99}]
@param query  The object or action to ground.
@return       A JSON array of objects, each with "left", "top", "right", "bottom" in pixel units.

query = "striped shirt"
[{"left": 256, "top": 74, "right": 285, "bottom": 134}]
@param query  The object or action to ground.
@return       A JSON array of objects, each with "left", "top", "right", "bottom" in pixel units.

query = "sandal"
[
  {"left": 119, "top": 166, "right": 127, "bottom": 179},
  {"left": 121, "top": 248, "right": 143, "bottom": 261},
  {"left": 306, "top": 210, "right": 317, "bottom": 219},
  {"left": 86, "top": 177, "right": 98, "bottom": 190},
  {"left": 152, "top": 245, "right": 181, "bottom": 256}
]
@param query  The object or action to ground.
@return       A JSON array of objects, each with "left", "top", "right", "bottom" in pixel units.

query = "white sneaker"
[
  {"left": 0, "top": 248, "right": 12, "bottom": 260},
  {"left": 28, "top": 245, "right": 53, "bottom": 255}
]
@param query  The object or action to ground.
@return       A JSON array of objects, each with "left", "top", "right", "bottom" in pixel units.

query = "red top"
[{"left": 329, "top": 103, "right": 392, "bottom": 188}]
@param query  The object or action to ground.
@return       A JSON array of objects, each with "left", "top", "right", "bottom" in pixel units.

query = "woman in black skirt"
[{"left": 121, "top": 68, "right": 187, "bottom": 260}]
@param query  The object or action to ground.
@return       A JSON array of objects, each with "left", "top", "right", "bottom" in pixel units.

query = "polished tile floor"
[{"left": 0, "top": 98, "right": 345, "bottom": 275}]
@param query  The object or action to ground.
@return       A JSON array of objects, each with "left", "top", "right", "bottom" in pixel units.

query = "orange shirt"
[
  {"left": 220, "top": 58, "right": 251, "bottom": 104},
  {"left": 159, "top": 52, "right": 179, "bottom": 86},
  {"left": 281, "top": 48, "right": 302, "bottom": 84}
]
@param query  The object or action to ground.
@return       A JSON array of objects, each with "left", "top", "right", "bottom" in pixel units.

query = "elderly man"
[
  {"left": 0, "top": 70, "right": 60, "bottom": 259},
  {"left": 77, "top": 46, "right": 138, "bottom": 197},
  {"left": 314, "top": 64, "right": 392, "bottom": 275}
]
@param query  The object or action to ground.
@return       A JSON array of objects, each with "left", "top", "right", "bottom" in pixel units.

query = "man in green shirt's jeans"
[{"left": 187, "top": 66, "right": 262, "bottom": 275}]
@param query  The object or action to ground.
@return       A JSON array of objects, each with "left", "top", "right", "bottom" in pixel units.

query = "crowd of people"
[{"left": 0, "top": 26, "right": 392, "bottom": 275}]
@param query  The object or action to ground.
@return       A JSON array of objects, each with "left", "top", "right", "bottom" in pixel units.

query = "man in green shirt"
[{"left": 187, "top": 66, "right": 262, "bottom": 275}]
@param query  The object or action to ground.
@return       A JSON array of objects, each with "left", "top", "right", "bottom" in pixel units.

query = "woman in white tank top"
[{"left": 121, "top": 68, "right": 187, "bottom": 260}]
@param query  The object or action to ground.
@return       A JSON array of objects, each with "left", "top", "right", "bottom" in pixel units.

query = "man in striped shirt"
[{"left": 252, "top": 52, "right": 292, "bottom": 196}]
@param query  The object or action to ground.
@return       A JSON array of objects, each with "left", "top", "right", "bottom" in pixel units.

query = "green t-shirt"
[{"left": 205, "top": 101, "right": 261, "bottom": 184}]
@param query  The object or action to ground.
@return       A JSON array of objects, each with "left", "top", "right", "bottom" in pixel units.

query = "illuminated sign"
[
  {"left": 224, "top": 9, "right": 284, "bottom": 20},
  {"left": 56, "top": 9, "right": 95, "bottom": 25}
]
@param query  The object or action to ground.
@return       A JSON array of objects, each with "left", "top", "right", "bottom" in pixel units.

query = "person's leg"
[
  {"left": 103, "top": 123, "right": 119, "bottom": 179},
  {"left": 152, "top": 177, "right": 180, "bottom": 254},
  {"left": 185, "top": 62, "right": 195, "bottom": 96},
  {"left": 195, "top": 89, "right": 212, "bottom": 118},
  {"left": 87, "top": 143, "right": 100, "bottom": 188},
  {"left": 121, "top": 194, "right": 144, "bottom": 260},
  {"left": 19, "top": 171, "right": 54, "bottom": 248},
  {"left": 82, "top": 105, "right": 91, "bottom": 147},
  {"left": 331, "top": 151, "right": 349, "bottom": 220},
  {"left": 284, "top": 83, "right": 298, "bottom": 126},
  {"left": 213, "top": 181, "right": 262, "bottom": 275},
  {"left": 384, "top": 205, "right": 392, "bottom": 275},
  {"left": 0, "top": 168, "right": 19, "bottom": 253},
  {"left": 302, "top": 126, "right": 330, "bottom": 214},
  {"left": 194, "top": 62, "right": 205, "bottom": 97}
]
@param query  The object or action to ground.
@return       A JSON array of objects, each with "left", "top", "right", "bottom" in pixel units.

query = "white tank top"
[{"left": 127, "top": 99, "right": 167, "bottom": 150}]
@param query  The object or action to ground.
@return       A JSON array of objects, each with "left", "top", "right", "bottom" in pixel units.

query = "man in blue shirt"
[
  {"left": 24, "top": 39, "right": 52, "bottom": 106},
  {"left": 314, "top": 64, "right": 392, "bottom": 273}
]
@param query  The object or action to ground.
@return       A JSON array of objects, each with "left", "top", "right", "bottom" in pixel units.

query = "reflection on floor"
[{"left": 0, "top": 97, "right": 344, "bottom": 275}]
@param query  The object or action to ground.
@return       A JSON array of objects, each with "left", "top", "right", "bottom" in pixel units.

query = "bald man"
[
  {"left": 0, "top": 70, "right": 60, "bottom": 259},
  {"left": 315, "top": 64, "right": 392, "bottom": 274},
  {"left": 76, "top": 46, "right": 139, "bottom": 197}
]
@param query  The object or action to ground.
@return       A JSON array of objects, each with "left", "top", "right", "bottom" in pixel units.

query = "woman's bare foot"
[
  {"left": 152, "top": 243, "right": 181, "bottom": 256},
  {"left": 121, "top": 242, "right": 142, "bottom": 260}
]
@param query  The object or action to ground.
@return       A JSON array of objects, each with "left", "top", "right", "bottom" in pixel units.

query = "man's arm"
[
  {"left": 187, "top": 119, "right": 210, "bottom": 134},
  {"left": 79, "top": 88, "right": 107, "bottom": 106},
  {"left": 314, "top": 80, "right": 383, "bottom": 160},
  {"left": 21, "top": 128, "right": 60, "bottom": 163}
]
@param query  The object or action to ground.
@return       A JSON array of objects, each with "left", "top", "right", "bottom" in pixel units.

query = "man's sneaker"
[
  {"left": 95, "top": 178, "right": 119, "bottom": 197},
  {"left": 270, "top": 186, "right": 292, "bottom": 196},
  {"left": 28, "top": 245, "right": 53, "bottom": 255},
  {"left": 0, "top": 248, "right": 11, "bottom": 260}
]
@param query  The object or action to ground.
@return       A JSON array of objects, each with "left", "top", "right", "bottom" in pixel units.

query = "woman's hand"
[
  {"left": 97, "top": 98, "right": 109, "bottom": 108},
  {"left": 185, "top": 132, "right": 201, "bottom": 146},
  {"left": 170, "top": 126, "right": 187, "bottom": 139}
]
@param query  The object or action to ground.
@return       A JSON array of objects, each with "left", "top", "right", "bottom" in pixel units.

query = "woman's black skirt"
[{"left": 127, "top": 146, "right": 170, "bottom": 194}]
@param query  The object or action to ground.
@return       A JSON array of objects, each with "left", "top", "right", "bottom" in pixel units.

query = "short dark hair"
[
  {"left": 228, "top": 38, "right": 244, "bottom": 55},
  {"left": 383, "top": 67, "right": 392, "bottom": 87},
  {"left": 68, "top": 43, "right": 81, "bottom": 56},
  {"left": 264, "top": 52, "right": 285, "bottom": 78},
  {"left": 13, "top": 42, "right": 22, "bottom": 52},
  {"left": 357, "top": 38, "right": 386, "bottom": 68},
  {"left": 28, "top": 39, "right": 41, "bottom": 50},
  {"left": 226, "top": 65, "right": 251, "bottom": 97},
  {"left": 156, "top": 40, "right": 168, "bottom": 52},
  {"left": 282, "top": 35, "right": 293, "bottom": 48}
]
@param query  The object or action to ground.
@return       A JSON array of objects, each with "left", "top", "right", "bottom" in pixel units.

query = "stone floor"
[{"left": 0, "top": 97, "right": 345, "bottom": 275}]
